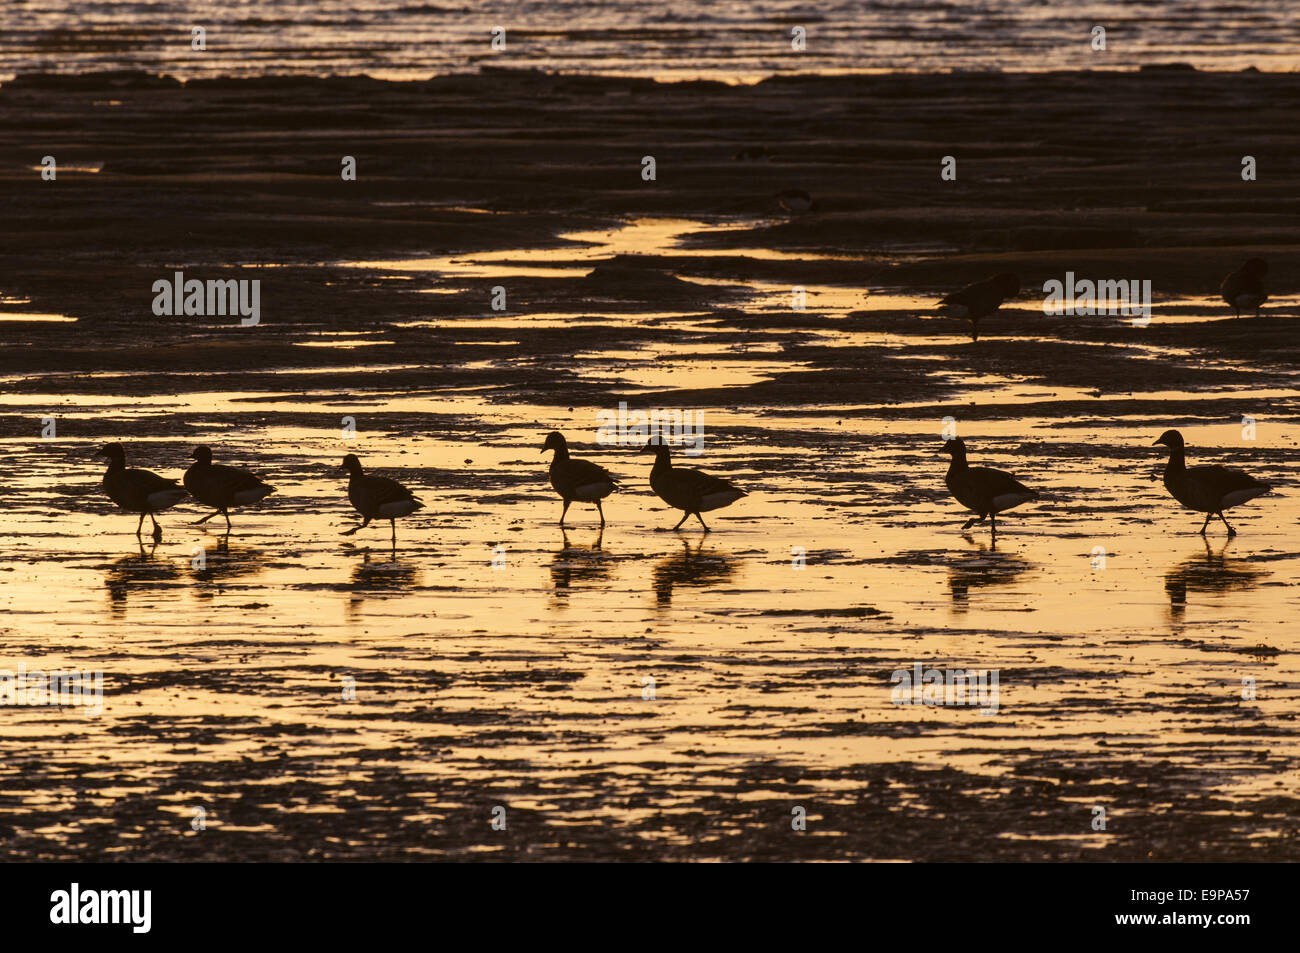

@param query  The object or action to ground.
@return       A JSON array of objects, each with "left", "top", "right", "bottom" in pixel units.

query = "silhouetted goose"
[
  {"left": 776, "top": 189, "right": 816, "bottom": 212},
  {"left": 542, "top": 431, "right": 620, "bottom": 527},
  {"left": 939, "top": 437, "right": 1038, "bottom": 536},
  {"left": 184, "top": 445, "right": 275, "bottom": 532},
  {"left": 937, "top": 272, "right": 1020, "bottom": 341},
  {"left": 97, "top": 443, "right": 189, "bottom": 543},
  {"left": 339, "top": 453, "right": 423, "bottom": 543},
  {"left": 1220, "top": 258, "right": 1267, "bottom": 318},
  {"left": 639, "top": 438, "right": 746, "bottom": 531},
  {"left": 1153, "top": 430, "right": 1270, "bottom": 536}
]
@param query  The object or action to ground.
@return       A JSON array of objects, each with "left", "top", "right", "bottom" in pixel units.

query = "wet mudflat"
[{"left": 0, "top": 70, "right": 1297, "bottom": 860}]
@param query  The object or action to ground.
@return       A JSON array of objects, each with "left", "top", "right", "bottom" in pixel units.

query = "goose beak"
[{"left": 1151, "top": 439, "right": 1164, "bottom": 447}]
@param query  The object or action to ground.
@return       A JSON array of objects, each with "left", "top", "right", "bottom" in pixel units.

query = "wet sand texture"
[{"left": 0, "top": 69, "right": 1298, "bottom": 861}]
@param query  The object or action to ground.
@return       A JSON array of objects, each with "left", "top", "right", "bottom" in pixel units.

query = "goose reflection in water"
[
  {"left": 188, "top": 536, "right": 265, "bottom": 597},
  {"left": 549, "top": 528, "right": 614, "bottom": 606},
  {"left": 1164, "top": 537, "right": 1268, "bottom": 624},
  {"left": 345, "top": 546, "right": 422, "bottom": 622},
  {"left": 652, "top": 538, "right": 737, "bottom": 609},
  {"left": 946, "top": 533, "right": 1033, "bottom": 611},
  {"left": 104, "top": 540, "right": 181, "bottom": 618},
  {"left": 349, "top": 546, "right": 421, "bottom": 592}
]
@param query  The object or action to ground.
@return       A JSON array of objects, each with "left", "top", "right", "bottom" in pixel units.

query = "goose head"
[
  {"left": 341, "top": 453, "right": 364, "bottom": 476},
  {"left": 541, "top": 431, "right": 567, "bottom": 454},
  {"left": 190, "top": 445, "right": 213, "bottom": 464},
  {"left": 1153, "top": 429, "right": 1185, "bottom": 451},
  {"left": 939, "top": 436, "right": 967, "bottom": 457},
  {"left": 639, "top": 436, "right": 670, "bottom": 458},
  {"left": 96, "top": 443, "right": 126, "bottom": 465}
]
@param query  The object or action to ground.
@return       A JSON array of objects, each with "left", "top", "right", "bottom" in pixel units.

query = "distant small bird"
[
  {"left": 938, "top": 273, "right": 1020, "bottom": 341},
  {"left": 939, "top": 437, "right": 1038, "bottom": 536},
  {"left": 776, "top": 189, "right": 816, "bottom": 213},
  {"left": 97, "top": 443, "right": 189, "bottom": 543},
  {"left": 542, "top": 431, "right": 619, "bottom": 527},
  {"left": 184, "top": 446, "right": 275, "bottom": 533},
  {"left": 1220, "top": 258, "right": 1267, "bottom": 318},
  {"left": 1153, "top": 429, "right": 1270, "bottom": 536},
  {"left": 339, "top": 454, "right": 423, "bottom": 544},
  {"left": 640, "top": 437, "right": 747, "bottom": 531}
]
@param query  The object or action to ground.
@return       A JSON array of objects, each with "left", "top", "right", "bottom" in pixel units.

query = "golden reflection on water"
[
  {"left": 3, "top": 410, "right": 1295, "bottom": 785},
  {"left": 2, "top": 215, "right": 1298, "bottom": 853}
]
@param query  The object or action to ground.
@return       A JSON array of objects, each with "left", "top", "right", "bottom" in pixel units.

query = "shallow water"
[
  {"left": 4, "top": 0, "right": 1299, "bottom": 81},
  {"left": 1, "top": 212, "right": 1297, "bottom": 859}
]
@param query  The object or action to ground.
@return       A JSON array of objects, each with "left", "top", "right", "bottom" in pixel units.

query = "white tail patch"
[
  {"left": 231, "top": 486, "right": 273, "bottom": 505},
  {"left": 146, "top": 488, "right": 188, "bottom": 511},
  {"left": 699, "top": 489, "right": 745, "bottom": 512},
  {"left": 1220, "top": 486, "right": 1268, "bottom": 510},
  {"left": 572, "top": 481, "right": 613, "bottom": 501},
  {"left": 990, "top": 491, "right": 1034, "bottom": 513}
]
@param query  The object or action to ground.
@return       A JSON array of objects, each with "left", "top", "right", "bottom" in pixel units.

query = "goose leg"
[
  {"left": 672, "top": 511, "right": 690, "bottom": 531},
  {"left": 961, "top": 515, "right": 985, "bottom": 530},
  {"left": 222, "top": 508, "right": 232, "bottom": 533},
  {"left": 1198, "top": 512, "right": 1211, "bottom": 535},
  {"left": 390, "top": 519, "right": 397, "bottom": 546},
  {"left": 990, "top": 514, "right": 998, "bottom": 539},
  {"left": 595, "top": 499, "right": 605, "bottom": 527},
  {"left": 195, "top": 510, "right": 220, "bottom": 525},
  {"left": 695, "top": 512, "right": 711, "bottom": 533},
  {"left": 135, "top": 513, "right": 145, "bottom": 536},
  {"left": 559, "top": 499, "right": 571, "bottom": 527},
  {"left": 150, "top": 513, "right": 162, "bottom": 543},
  {"left": 341, "top": 516, "right": 371, "bottom": 536},
  {"left": 1219, "top": 512, "right": 1237, "bottom": 538}
]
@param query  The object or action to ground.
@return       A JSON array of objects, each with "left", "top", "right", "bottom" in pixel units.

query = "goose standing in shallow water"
[
  {"left": 1153, "top": 430, "right": 1270, "bottom": 537},
  {"left": 1220, "top": 258, "right": 1267, "bottom": 318},
  {"left": 937, "top": 272, "right": 1020, "bottom": 341},
  {"left": 640, "top": 438, "right": 746, "bottom": 532},
  {"left": 542, "top": 431, "right": 620, "bottom": 527},
  {"left": 184, "top": 445, "right": 275, "bottom": 532},
  {"left": 939, "top": 437, "right": 1038, "bottom": 537},
  {"left": 339, "top": 453, "right": 423, "bottom": 544},
  {"left": 97, "top": 443, "right": 189, "bottom": 543}
]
